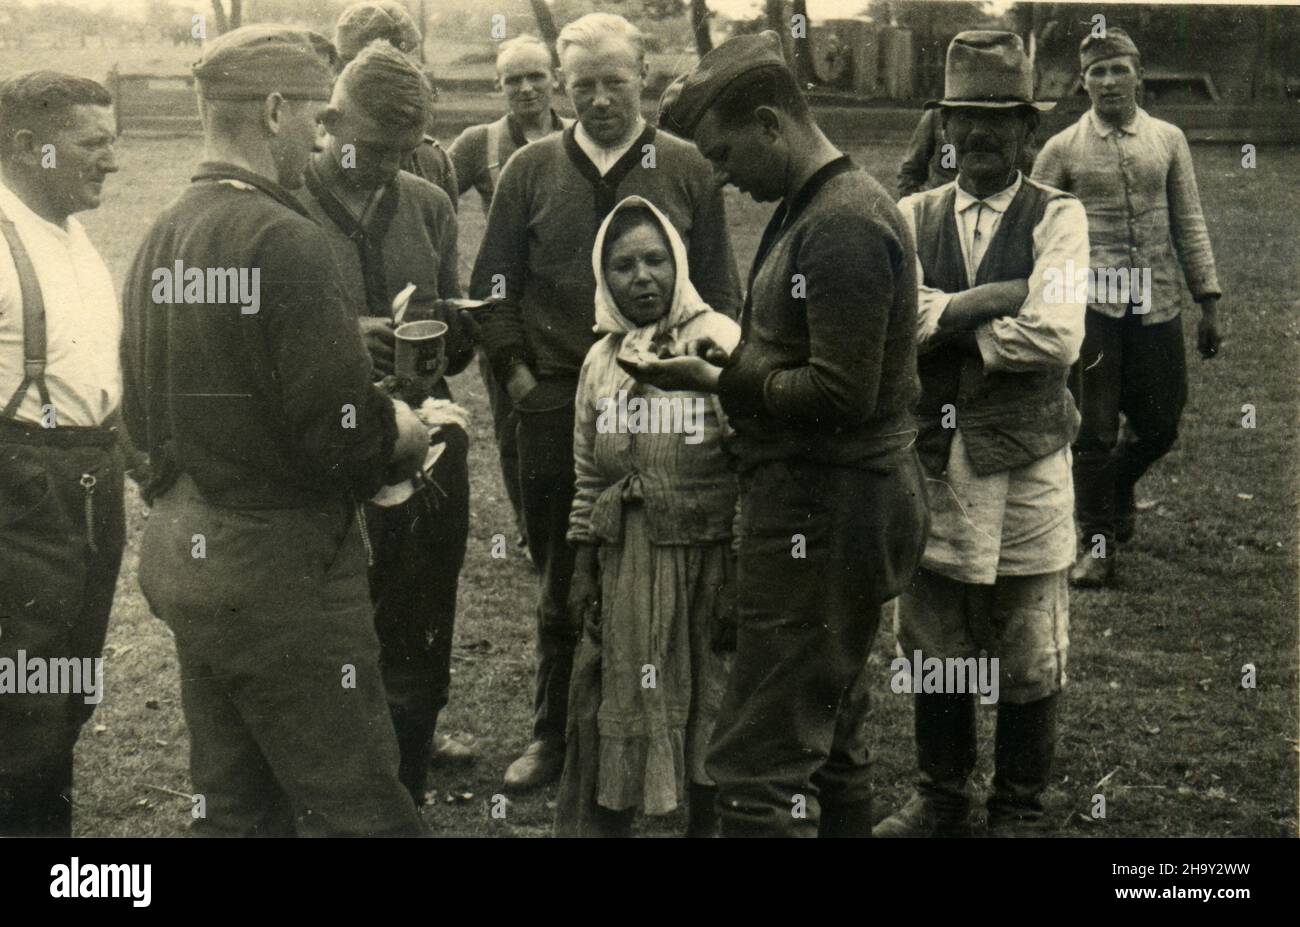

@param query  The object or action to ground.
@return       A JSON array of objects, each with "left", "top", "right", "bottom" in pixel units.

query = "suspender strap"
[
  {"left": 0, "top": 203, "right": 51, "bottom": 421},
  {"left": 485, "top": 117, "right": 505, "bottom": 191}
]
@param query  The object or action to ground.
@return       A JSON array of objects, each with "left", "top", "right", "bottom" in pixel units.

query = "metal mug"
[{"left": 394, "top": 319, "right": 448, "bottom": 379}]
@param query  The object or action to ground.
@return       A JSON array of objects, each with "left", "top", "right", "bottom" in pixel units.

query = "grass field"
[{"left": 54, "top": 127, "right": 1300, "bottom": 837}]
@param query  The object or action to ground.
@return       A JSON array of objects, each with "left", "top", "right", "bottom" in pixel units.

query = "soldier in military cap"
[
  {"left": 121, "top": 24, "right": 429, "bottom": 836},
  {"left": 334, "top": 1, "right": 458, "bottom": 205},
  {"left": 1033, "top": 26, "right": 1223, "bottom": 588},
  {"left": 637, "top": 30, "right": 929, "bottom": 837}
]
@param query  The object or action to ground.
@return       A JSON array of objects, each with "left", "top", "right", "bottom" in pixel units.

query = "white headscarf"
[{"left": 590, "top": 195, "right": 737, "bottom": 362}]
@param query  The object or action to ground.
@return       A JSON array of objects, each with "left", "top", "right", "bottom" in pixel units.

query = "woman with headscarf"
[{"left": 553, "top": 196, "right": 740, "bottom": 838}]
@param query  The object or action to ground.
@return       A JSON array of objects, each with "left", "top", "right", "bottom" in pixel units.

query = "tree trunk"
[
  {"left": 209, "top": 0, "right": 228, "bottom": 35},
  {"left": 690, "top": 0, "right": 713, "bottom": 56},
  {"left": 790, "top": 0, "right": 816, "bottom": 86},
  {"left": 529, "top": 0, "right": 561, "bottom": 67},
  {"left": 229, "top": 0, "right": 241, "bottom": 31}
]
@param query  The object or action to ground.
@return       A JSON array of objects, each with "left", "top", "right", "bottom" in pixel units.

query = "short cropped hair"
[
  {"left": 496, "top": 33, "right": 552, "bottom": 71},
  {"left": 0, "top": 71, "right": 112, "bottom": 156},
  {"left": 338, "top": 40, "right": 433, "bottom": 132},
  {"left": 334, "top": 0, "right": 421, "bottom": 64},
  {"left": 711, "top": 65, "right": 810, "bottom": 129},
  {"left": 557, "top": 12, "right": 645, "bottom": 65}
]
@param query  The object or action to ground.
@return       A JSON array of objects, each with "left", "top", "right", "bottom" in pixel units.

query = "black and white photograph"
[{"left": 0, "top": 0, "right": 1295, "bottom": 904}]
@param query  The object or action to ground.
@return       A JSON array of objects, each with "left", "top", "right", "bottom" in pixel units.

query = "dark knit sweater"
[
  {"left": 717, "top": 157, "right": 921, "bottom": 470},
  {"left": 296, "top": 163, "right": 475, "bottom": 401},
  {"left": 470, "top": 124, "right": 742, "bottom": 384},
  {"left": 121, "top": 162, "right": 396, "bottom": 507}
]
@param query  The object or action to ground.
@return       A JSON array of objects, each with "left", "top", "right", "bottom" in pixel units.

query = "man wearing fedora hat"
[
  {"left": 876, "top": 31, "right": 1090, "bottom": 837},
  {"left": 1033, "top": 27, "right": 1223, "bottom": 589},
  {"left": 633, "top": 30, "right": 929, "bottom": 837}
]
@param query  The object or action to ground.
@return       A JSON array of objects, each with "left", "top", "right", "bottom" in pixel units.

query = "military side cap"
[
  {"left": 925, "top": 30, "right": 1054, "bottom": 111},
  {"left": 1079, "top": 26, "right": 1140, "bottom": 72},
  {"left": 335, "top": 1, "right": 422, "bottom": 63},
  {"left": 193, "top": 24, "right": 335, "bottom": 101},
  {"left": 664, "top": 30, "right": 788, "bottom": 139},
  {"left": 656, "top": 72, "right": 688, "bottom": 135}
]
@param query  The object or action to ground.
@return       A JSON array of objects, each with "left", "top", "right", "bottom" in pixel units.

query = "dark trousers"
[
  {"left": 515, "top": 399, "right": 580, "bottom": 744},
  {"left": 0, "top": 435, "right": 124, "bottom": 836},
  {"left": 479, "top": 353, "right": 526, "bottom": 537},
  {"left": 367, "top": 425, "right": 469, "bottom": 801},
  {"left": 1070, "top": 309, "right": 1187, "bottom": 544},
  {"left": 706, "top": 451, "right": 930, "bottom": 837},
  {"left": 139, "top": 474, "right": 423, "bottom": 837}
]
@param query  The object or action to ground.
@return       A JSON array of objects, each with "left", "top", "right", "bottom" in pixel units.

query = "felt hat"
[{"left": 925, "top": 30, "right": 1054, "bottom": 111}]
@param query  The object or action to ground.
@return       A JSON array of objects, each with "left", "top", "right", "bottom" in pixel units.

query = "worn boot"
[
  {"left": 819, "top": 792, "right": 873, "bottom": 838},
  {"left": 1071, "top": 449, "right": 1118, "bottom": 588},
  {"left": 686, "top": 782, "right": 720, "bottom": 838},
  {"left": 391, "top": 706, "right": 436, "bottom": 805},
  {"left": 1114, "top": 480, "right": 1137, "bottom": 544},
  {"left": 987, "top": 693, "right": 1059, "bottom": 837},
  {"left": 873, "top": 692, "right": 976, "bottom": 837}
]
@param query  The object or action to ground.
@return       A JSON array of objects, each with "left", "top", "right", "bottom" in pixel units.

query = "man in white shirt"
[
  {"left": 0, "top": 71, "right": 123, "bottom": 836},
  {"left": 876, "top": 32, "right": 1088, "bottom": 838}
]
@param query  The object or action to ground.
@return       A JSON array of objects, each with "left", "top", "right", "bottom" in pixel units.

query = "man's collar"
[
  {"left": 574, "top": 116, "right": 647, "bottom": 158},
  {"left": 0, "top": 176, "right": 74, "bottom": 233},
  {"left": 954, "top": 171, "right": 1022, "bottom": 214},
  {"left": 1087, "top": 106, "right": 1143, "bottom": 138},
  {"left": 506, "top": 109, "right": 565, "bottom": 147},
  {"left": 191, "top": 161, "right": 310, "bottom": 218}
]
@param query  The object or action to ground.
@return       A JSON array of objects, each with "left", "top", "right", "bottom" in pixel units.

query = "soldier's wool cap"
[
  {"left": 193, "top": 24, "right": 336, "bottom": 101},
  {"left": 1079, "top": 26, "right": 1140, "bottom": 72},
  {"left": 335, "top": 1, "right": 422, "bottom": 63},
  {"left": 926, "top": 30, "right": 1054, "bottom": 111},
  {"left": 662, "top": 30, "right": 788, "bottom": 138}
]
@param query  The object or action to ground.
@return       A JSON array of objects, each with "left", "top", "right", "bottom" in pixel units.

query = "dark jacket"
[
  {"left": 120, "top": 162, "right": 396, "bottom": 507},
  {"left": 910, "top": 179, "right": 1079, "bottom": 476},
  {"left": 470, "top": 124, "right": 742, "bottom": 385},
  {"left": 717, "top": 156, "right": 921, "bottom": 472}
]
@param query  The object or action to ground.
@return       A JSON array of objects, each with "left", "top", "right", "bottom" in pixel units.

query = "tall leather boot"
[
  {"left": 987, "top": 693, "right": 1059, "bottom": 836},
  {"left": 819, "top": 792, "right": 872, "bottom": 838},
  {"left": 1071, "top": 449, "right": 1117, "bottom": 588},
  {"left": 391, "top": 705, "right": 435, "bottom": 805},
  {"left": 686, "top": 782, "right": 720, "bottom": 838},
  {"left": 873, "top": 692, "right": 976, "bottom": 837}
]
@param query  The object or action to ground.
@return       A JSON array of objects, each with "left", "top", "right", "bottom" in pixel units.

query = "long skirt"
[{"left": 555, "top": 505, "right": 732, "bottom": 834}]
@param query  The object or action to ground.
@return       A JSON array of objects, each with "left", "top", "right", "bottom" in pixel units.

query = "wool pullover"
[
  {"left": 717, "top": 157, "right": 921, "bottom": 471},
  {"left": 121, "top": 163, "right": 396, "bottom": 507},
  {"left": 296, "top": 163, "right": 475, "bottom": 399},
  {"left": 470, "top": 124, "right": 741, "bottom": 384}
]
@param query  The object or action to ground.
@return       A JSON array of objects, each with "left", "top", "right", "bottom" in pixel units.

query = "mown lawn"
[{"left": 67, "top": 129, "right": 1298, "bottom": 837}]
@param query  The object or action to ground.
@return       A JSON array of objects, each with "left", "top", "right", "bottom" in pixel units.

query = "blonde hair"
[
  {"left": 496, "top": 33, "right": 552, "bottom": 72},
  {"left": 556, "top": 12, "right": 644, "bottom": 65}
]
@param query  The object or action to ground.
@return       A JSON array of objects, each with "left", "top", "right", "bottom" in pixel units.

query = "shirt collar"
[
  {"left": 574, "top": 116, "right": 646, "bottom": 162},
  {"left": 953, "top": 171, "right": 1022, "bottom": 215},
  {"left": 1087, "top": 106, "right": 1144, "bottom": 138},
  {"left": 0, "top": 177, "right": 78, "bottom": 238},
  {"left": 190, "top": 161, "right": 312, "bottom": 219},
  {"left": 506, "top": 109, "right": 565, "bottom": 148}
]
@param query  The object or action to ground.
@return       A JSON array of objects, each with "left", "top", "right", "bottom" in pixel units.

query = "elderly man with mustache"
[{"left": 877, "top": 31, "right": 1090, "bottom": 838}]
